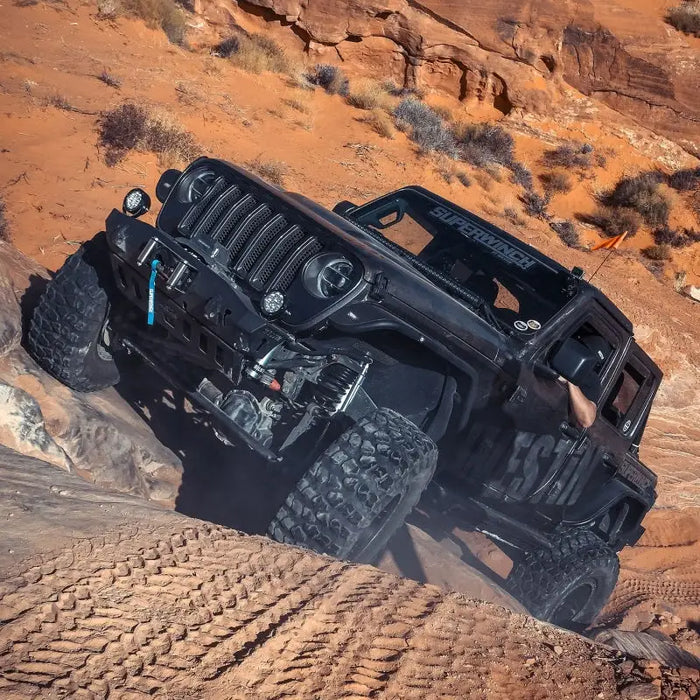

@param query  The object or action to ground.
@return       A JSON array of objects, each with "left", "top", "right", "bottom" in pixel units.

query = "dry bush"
[
  {"left": 668, "top": 167, "right": 700, "bottom": 191},
  {"left": 119, "top": 0, "right": 187, "bottom": 45},
  {"left": 98, "top": 70, "right": 121, "bottom": 88},
  {"left": 248, "top": 158, "right": 287, "bottom": 186},
  {"left": 0, "top": 200, "right": 9, "bottom": 241},
  {"left": 305, "top": 64, "right": 349, "bottom": 96},
  {"left": 347, "top": 80, "right": 391, "bottom": 111},
  {"left": 230, "top": 34, "right": 290, "bottom": 74},
  {"left": 540, "top": 171, "right": 572, "bottom": 194},
  {"left": 541, "top": 142, "right": 594, "bottom": 170},
  {"left": 98, "top": 102, "right": 198, "bottom": 166},
  {"left": 381, "top": 80, "right": 424, "bottom": 98},
  {"left": 520, "top": 191, "right": 550, "bottom": 220},
  {"left": 667, "top": 1, "right": 700, "bottom": 35},
  {"left": 453, "top": 122, "right": 514, "bottom": 167},
  {"left": 583, "top": 205, "right": 642, "bottom": 238},
  {"left": 504, "top": 207, "right": 526, "bottom": 226},
  {"left": 394, "top": 98, "right": 457, "bottom": 156},
  {"left": 212, "top": 35, "right": 240, "bottom": 58},
  {"left": 457, "top": 172, "right": 471, "bottom": 187},
  {"left": 642, "top": 244, "right": 671, "bottom": 261},
  {"left": 361, "top": 109, "right": 395, "bottom": 138},
  {"left": 550, "top": 219, "right": 580, "bottom": 248},
  {"left": 474, "top": 171, "right": 493, "bottom": 190},
  {"left": 48, "top": 94, "right": 74, "bottom": 111},
  {"left": 653, "top": 226, "right": 700, "bottom": 248},
  {"left": 510, "top": 163, "right": 532, "bottom": 190},
  {"left": 603, "top": 172, "right": 670, "bottom": 227},
  {"left": 484, "top": 164, "right": 504, "bottom": 182},
  {"left": 97, "top": 0, "right": 120, "bottom": 19}
]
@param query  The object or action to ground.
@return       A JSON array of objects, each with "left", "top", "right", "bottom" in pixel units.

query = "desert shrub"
[
  {"left": 668, "top": 167, "right": 700, "bottom": 191},
  {"left": 504, "top": 207, "right": 526, "bottom": 226},
  {"left": 0, "top": 200, "right": 9, "bottom": 241},
  {"left": 306, "top": 64, "right": 349, "bottom": 96},
  {"left": 212, "top": 35, "right": 240, "bottom": 58},
  {"left": 642, "top": 244, "right": 671, "bottom": 261},
  {"left": 393, "top": 98, "right": 457, "bottom": 156},
  {"left": 510, "top": 163, "right": 533, "bottom": 190},
  {"left": 584, "top": 205, "right": 642, "bottom": 238},
  {"left": 98, "top": 102, "right": 197, "bottom": 165},
  {"left": 229, "top": 34, "right": 290, "bottom": 74},
  {"left": 550, "top": 219, "right": 579, "bottom": 248},
  {"left": 98, "top": 70, "right": 121, "bottom": 88},
  {"left": 603, "top": 172, "right": 670, "bottom": 227},
  {"left": 361, "top": 109, "right": 395, "bottom": 138},
  {"left": 347, "top": 80, "right": 390, "bottom": 111},
  {"left": 541, "top": 142, "right": 594, "bottom": 170},
  {"left": 48, "top": 94, "right": 74, "bottom": 111},
  {"left": 248, "top": 158, "right": 287, "bottom": 186},
  {"left": 667, "top": 1, "right": 700, "bottom": 35},
  {"left": 520, "top": 191, "right": 550, "bottom": 220},
  {"left": 120, "top": 0, "right": 187, "bottom": 45},
  {"left": 453, "top": 122, "right": 514, "bottom": 167},
  {"left": 283, "top": 95, "right": 310, "bottom": 114},
  {"left": 381, "top": 80, "right": 424, "bottom": 98},
  {"left": 653, "top": 226, "right": 700, "bottom": 248},
  {"left": 540, "top": 171, "right": 572, "bottom": 194},
  {"left": 457, "top": 172, "right": 471, "bottom": 187}
]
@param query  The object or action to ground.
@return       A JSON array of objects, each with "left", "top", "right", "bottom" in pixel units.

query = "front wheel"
[
  {"left": 268, "top": 408, "right": 438, "bottom": 563},
  {"left": 28, "top": 233, "right": 121, "bottom": 392},
  {"left": 505, "top": 530, "right": 619, "bottom": 630}
]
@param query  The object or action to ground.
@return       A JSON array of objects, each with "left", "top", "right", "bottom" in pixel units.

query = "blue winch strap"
[{"left": 147, "top": 259, "right": 161, "bottom": 326}]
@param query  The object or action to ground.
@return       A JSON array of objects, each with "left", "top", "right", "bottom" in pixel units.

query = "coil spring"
[{"left": 314, "top": 363, "right": 358, "bottom": 414}]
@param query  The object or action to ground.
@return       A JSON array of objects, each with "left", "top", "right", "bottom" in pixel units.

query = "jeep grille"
[{"left": 178, "top": 177, "right": 322, "bottom": 292}]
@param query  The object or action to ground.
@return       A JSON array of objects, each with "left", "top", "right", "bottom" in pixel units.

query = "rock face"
[
  {"left": 217, "top": 0, "right": 700, "bottom": 154},
  {"left": 0, "top": 242, "right": 182, "bottom": 506}
]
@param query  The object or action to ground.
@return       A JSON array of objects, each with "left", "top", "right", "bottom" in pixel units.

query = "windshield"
[{"left": 347, "top": 188, "right": 576, "bottom": 333}]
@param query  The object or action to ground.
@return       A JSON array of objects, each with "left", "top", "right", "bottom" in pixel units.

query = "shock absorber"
[{"left": 314, "top": 361, "right": 370, "bottom": 414}]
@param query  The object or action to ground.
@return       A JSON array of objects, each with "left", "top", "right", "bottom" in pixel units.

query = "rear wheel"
[
  {"left": 28, "top": 233, "right": 121, "bottom": 392},
  {"left": 268, "top": 408, "right": 438, "bottom": 563},
  {"left": 505, "top": 530, "right": 619, "bottom": 630}
]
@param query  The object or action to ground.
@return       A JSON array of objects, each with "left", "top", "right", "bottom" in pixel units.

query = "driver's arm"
[{"left": 564, "top": 380, "right": 597, "bottom": 429}]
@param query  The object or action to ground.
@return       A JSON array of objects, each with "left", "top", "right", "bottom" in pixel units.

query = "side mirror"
[
  {"left": 550, "top": 338, "right": 598, "bottom": 388},
  {"left": 155, "top": 169, "right": 182, "bottom": 203}
]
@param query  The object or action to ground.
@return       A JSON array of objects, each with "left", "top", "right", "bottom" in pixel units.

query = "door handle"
[{"left": 559, "top": 421, "right": 581, "bottom": 440}]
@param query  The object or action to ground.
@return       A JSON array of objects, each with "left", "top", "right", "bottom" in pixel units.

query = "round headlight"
[
  {"left": 303, "top": 254, "right": 355, "bottom": 298},
  {"left": 261, "top": 291, "right": 286, "bottom": 316},
  {"left": 178, "top": 168, "right": 217, "bottom": 204},
  {"left": 122, "top": 188, "right": 151, "bottom": 217}
]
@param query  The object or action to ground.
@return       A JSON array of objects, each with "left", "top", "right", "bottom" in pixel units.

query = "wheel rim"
[
  {"left": 551, "top": 580, "right": 597, "bottom": 628},
  {"left": 350, "top": 493, "right": 403, "bottom": 562}
]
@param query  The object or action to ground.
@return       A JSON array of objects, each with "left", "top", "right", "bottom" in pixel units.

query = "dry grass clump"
[
  {"left": 305, "top": 64, "right": 349, "bottom": 96},
  {"left": 47, "top": 94, "right": 75, "bottom": 111},
  {"left": 98, "top": 102, "right": 198, "bottom": 166},
  {"left": 228, "top": 34, "right": 291, "bottom": 74},
  {"left": 456, "top": 172, "right": 471, "bottom": 187},
  {"left": 583, "top": 206, "right": 642, "bottom": 238},
  {"left": 540, "top": 171, "right": 572, "bottom": 194},
  {"left": 282, "top": 94, "right": 311, "bottom": 114},
  {"left": 247, "top": 158, "right": 287, "bottom": 186},
  {"left": 602, "top": 172, "right": 670, "bottom": 227},
  {"left": 98, "top": 70, "right": 121, "bottom": 88},
  {"left": 642, "top": 244, "right": 671, "bottom": 261},
  {"left": 347, "top": 80, "right": 392, "bottom": 111},
  {"left": 113, "top": 0, "right": 187, "bottom": 45},
  {"left": 0, "top": 200, "right": 9, "bottom": 242},
  {"left": 520, "top": 191, "right": 550, "bottom": 220},
  {"left": 667, "top": 1, "right": 700, "bottom": 35},
  {"left": 361, "top": 109, "right": 395, "bottom": 138},
  {"left": 394, "top": 98, "right": 457, "bottom": 156},
  {"left": 550, "top": 219, "right": 580, "bottom": 248}
]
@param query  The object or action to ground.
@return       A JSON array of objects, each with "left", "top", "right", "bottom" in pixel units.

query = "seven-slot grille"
[{"left": 178, "top": 176, "right": 323, "bottom": 292}]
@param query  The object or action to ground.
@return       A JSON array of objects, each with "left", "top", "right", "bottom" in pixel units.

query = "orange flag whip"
[{"left": 588, "top": 231, "right": 628, "bottom": 282}]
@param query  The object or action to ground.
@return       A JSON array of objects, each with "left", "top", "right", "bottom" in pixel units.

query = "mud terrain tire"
[
  {"left": 28, "top": 233, "right": 120, "bottom": 392},
  {"left": 506, "top": 530, "right": 619, "bottom": 629},
  {"left": 269, "top": 408, "right": 438, "bottom": 563}
]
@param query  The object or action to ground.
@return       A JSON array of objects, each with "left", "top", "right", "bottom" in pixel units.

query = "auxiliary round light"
[
  {"left": 260, "top": 291, "right": 285, "bottom": 316},
  {"left": 122, "top": 188, "right": 151, "bottom": 217}
]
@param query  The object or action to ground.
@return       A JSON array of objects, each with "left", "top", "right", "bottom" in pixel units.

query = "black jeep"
[{"left": 28, "top": 158, "right": 660, "bottom": 629}]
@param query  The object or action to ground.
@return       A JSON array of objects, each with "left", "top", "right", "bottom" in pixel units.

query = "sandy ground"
[{"left": 0, "top": 0, "right": 699, "bottom": 670}]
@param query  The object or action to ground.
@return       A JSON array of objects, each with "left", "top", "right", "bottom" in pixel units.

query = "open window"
[{"left": 601, "top": 360, "right": 651, "bottom": 436}]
